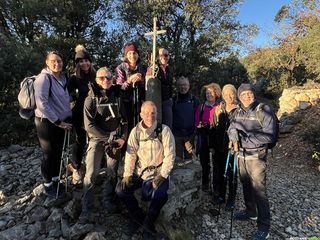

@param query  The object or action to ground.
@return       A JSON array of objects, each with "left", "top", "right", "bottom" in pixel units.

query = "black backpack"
[{"left": 256, "top": 103, "right": 280, "bottom": 149}]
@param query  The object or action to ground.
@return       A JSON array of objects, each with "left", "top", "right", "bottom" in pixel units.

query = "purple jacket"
[{"left": 34, "top": 68, "right": 72, "bottom": 123}]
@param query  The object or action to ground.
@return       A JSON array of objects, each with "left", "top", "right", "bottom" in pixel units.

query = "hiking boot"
[
  {"left": 123, "top": 209, "right": 145, "bottom": 236},
  {"left": 142, "top": 219, "right": 157, "bottom": 240},
  {"left": 52, "top": 181, "right": 66, "bottom": 194},
  {"left": 78, "top": 210, "right": 93, "bottom": 224},
  {"left": 234, "top": 210, "right": 257, "bottom": 221},
  {"left": 252, "top": 229, "right": 269, "bottom": 240},
  {"left": 209, "top": 208, "right": 220, "bottom": 216},
  {"left": 72, "top": 170, "right": 82, "bottom": 185},
  {"left": 43, "top": 184, "right": 57, "bottom": 198},
  {"left": 103, "top": 201, "right": 120, "bottom": 214},
  {"left": 225, "top": 199, "right": 235, "bottom": 211}
]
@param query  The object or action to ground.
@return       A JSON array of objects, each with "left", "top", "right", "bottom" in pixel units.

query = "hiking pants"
[
  {"left": 82, "top": 140, "right": 119, "bottom": 211},
  {"left": 213, "top": 151, "right": 235, "bottom": 199},
  {"left": 116, "top": 177, "right": 169, "bottom": 223},
  {"left": 238, "top": 149, "right": 270, "bottom": 232},
  {"left": 174, "top": 135, "right": 194, "bottom": 160},
  {"left": 35, "top": 117, "right": 65, "bottom": 183},
  {"left": 71, "top": 123, "right": 87, "bottom": 170}
]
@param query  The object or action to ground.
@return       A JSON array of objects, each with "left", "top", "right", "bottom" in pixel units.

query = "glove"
[
  {"left": 185, "top": 141, "right": 193, "bottom": 154},
  {"left": 152, "top": 175, "right": 166, "bottom": 189},
  {"left": 121, "top": 176, "right": 132, "bottom": 190},
  {"left": 228, "top": 141, "right": 239, "bottom": 152},
  {"left": 228, "top": 129, "right": 239, "bottom": 143}
]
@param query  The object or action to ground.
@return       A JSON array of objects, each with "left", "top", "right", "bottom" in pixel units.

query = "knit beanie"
[
  {"left": 124, "top": 42, "right": 139, "bottom": 57},
  {"left": 237, "top": 83, "right": 255, "bottom": 98},
  {"left": 75, "top": 45, "right": 91, "bottom": 63}
]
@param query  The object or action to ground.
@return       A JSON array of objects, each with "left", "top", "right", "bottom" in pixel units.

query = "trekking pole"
[
  {"left": 229, "top": 152, "right": 238, "bottom": 239},
  {"left": 132, "top": 83, "right": 139, "bottom": 127},
  {"left": 209, "top": 148, "right": 213, "bottom": 194},
  {"left": 57, "top": 129, "right": 68, "bottom": 199},
  {"left": 64, "top": 129, "right": 71, "bottom": 193}
]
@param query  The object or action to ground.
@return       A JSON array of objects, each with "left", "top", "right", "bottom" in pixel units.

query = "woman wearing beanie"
[
  {"left": 115, "top": 42, "right": 146, "bottom": 133},
  {"left": 68, "top": 44, "right": 96, "bottom": 184}
]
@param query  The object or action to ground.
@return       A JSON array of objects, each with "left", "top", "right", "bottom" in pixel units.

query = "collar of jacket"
[{"left": 240, "top": 100, "right": 259, "bottom": 112}]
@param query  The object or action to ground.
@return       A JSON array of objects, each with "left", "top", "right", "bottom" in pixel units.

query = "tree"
[{"left": 114, "top": 0, "right": 256, "bottom": 83}]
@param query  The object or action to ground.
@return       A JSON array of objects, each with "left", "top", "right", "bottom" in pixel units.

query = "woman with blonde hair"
[
  {"left": 68, "top": 45, "right": 96, "bottom": 184},
  {"left": 195, "top": 83, "right": 221, "bottom": 192},
  {"left": 211, "top": 83, "right": 238, "bottom": 209}
]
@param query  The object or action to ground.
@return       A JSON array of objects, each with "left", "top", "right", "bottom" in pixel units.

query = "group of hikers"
[{"left": 31, "top": 42, "right": 277, "bottom": 240}]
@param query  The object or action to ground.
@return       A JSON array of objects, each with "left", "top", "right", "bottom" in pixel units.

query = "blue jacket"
[{"left": 228, "top": 100, "right": 276, "bottom": 150}]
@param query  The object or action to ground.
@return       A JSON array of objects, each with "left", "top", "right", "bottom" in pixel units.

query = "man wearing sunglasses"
[{"left": 79, "top": 67, "right": 128, "bottom": 223}]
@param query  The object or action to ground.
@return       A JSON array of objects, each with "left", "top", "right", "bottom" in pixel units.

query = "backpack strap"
[
  {"left": 255, "top": 103, "right": 265, "bottom": 127},
  {"left": 199, "top": 103, "right": 205, "bottom": 126}
]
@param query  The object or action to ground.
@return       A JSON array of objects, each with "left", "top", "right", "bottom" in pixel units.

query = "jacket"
[
  {"left": 212, "top": 101, "right": 237, "bottom": 153},
  {"left": 68, "top": 73, "right": 94, "bottom": 127},
  {"left": 195, "top": 101, "right": 220, "bottom": 127},
  {"left": 83, "top": 83, "right": 128, "bottom": 140},
  {"left": 228, "top": 100, "right": 276, "bottom": 150},
  {"left": 115, "top": 62, "right": 146, "bottom": 102},
  {"left": 172, "top": 92, "right": 200, "bottom": 137},
  {"left": 123, "top": 121, "right": 175, "bottom": 180},
  {"left": 147, "top": 63, "right": 173, "bottom": 101},
  {"left": 34, "top": 68, "right": 72, "bottom": 123}
]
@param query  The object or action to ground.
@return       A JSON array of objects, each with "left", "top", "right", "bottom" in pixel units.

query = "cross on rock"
[{"left": 144, "top": 17, "right": 166, "bottom": 79}]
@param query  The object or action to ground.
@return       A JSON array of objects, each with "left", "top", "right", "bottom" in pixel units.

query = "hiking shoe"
[
  {"left": 43, "top": 184, "right": 57, "bottom": 198},
  {"left": 252, "top": 229, "right": 269, "bottom": 240},
  {"left": 103, "top": 201, "right": 120, "bottom": 214},
  {"left": 72, "top": 170, "right": 82, "bottom": 185},
  {"left": 52, "top": 181, "right": 66, "bottom": 194},
  {"left": 142, "top": 221, "right": 156, "bottom": 240},
  {"left": 234, "top": 210, "right": 257, "bottom": 221},
  {"left": 78, "top": 210, "right": 93, "bottom": 224}
]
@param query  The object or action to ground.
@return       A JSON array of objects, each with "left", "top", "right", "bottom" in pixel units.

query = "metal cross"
[{"left": 144, "top": 17, "right": 166, "bottom": 78}]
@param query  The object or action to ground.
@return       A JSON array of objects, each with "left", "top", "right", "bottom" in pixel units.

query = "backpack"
[
  {"left": 18, "top": 74, "right": 52, "bottom": 120},
  {"left": 135, "top": 123, "right": 163, "bottom": 146},
  {"left": 172, "top": 94, "right": 198, "bottom": 112},
  {"left": 256, "top": 103, "right": 280, "bottom": 149}
]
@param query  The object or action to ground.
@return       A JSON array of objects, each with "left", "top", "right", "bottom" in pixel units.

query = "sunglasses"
[
  {"left": 160, "top": 54, "right": 169, "bottom": 57},
  {"left": 96, "top": 75, "right": 113, "bottom": 81}
]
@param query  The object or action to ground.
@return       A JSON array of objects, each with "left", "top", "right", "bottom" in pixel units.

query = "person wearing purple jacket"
[
  {"left": 34, "top": 51, "right": 72, "bottom": 198},
  {"left": 228, "top": 83, "right": 276, "bottom": 240},
  {"left": 115, "top": 42, "right": 146, "bottom": 133}
]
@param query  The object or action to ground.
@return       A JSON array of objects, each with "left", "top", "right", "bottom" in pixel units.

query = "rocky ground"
[{"left": 0, "top": 107, "right": 320, "bottom": 240}]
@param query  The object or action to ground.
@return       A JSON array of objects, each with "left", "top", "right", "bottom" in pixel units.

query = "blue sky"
[{"left": 237, "top": 0, "right": 293, "bottom": 47}]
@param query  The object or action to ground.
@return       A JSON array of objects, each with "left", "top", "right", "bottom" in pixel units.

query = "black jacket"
[
  {"left": 212, "top": 101, "right": 237, "bottom": 153},
  {"left": 83, "top": 82, "right": 128, "bottom": 141},
  {"left": 68, "top": 73, "right": 94, "bottom": 127}
]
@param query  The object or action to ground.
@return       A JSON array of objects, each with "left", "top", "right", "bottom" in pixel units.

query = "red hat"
[{"left": 124, "top": 42, "right": 139, "bottom": 57}]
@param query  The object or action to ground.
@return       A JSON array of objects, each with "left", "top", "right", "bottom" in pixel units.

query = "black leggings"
[{"left": 35, "top": 117, "right": 65, "bottom": 183}]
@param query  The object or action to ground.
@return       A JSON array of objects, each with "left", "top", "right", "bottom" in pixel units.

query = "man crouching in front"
[{"left": 116, "top": 101, "right": 175, "bottom": 240}]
